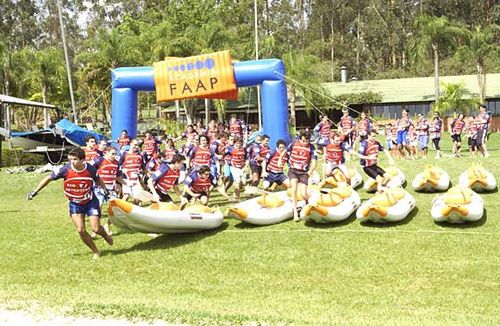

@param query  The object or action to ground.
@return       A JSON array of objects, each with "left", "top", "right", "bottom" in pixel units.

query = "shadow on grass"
[
  {"left": 304, "top": 212, "right": 357, "bottom": 228},
  {"left": 103, "top": 222, "right": 229, "bottom": 256},
  {"left": 361, "top": 206, "right": 419, "bottom": 228},
  {"left": 232, "top": 217, "right": 292, "bottom": 229},
  {"left": 434, "top": 209, "right": 488, "bottom": 228}
]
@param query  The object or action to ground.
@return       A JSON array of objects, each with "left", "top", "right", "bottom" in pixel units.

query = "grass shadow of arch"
[
  {"left": 434, "top": 209, "right": 488, "bottom": 228},
  {"left": 304, "top": 211, "right": 357, "bottom": 228},
  {"left": 103, "top": 222, "right": 229, "bottom": 256},
  {"left": 360, "top": 206, "right": 419, "bottom": 228}
]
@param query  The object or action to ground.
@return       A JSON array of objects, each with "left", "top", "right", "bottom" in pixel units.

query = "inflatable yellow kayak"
[
  {"left": 412, "top": 164, "right": 450, "bottom": 192},
  {"left": 300, "top": 186, "right": 361, "bottom": 223},
  {"left": 319, "top": 168, "right": 363, "bottom": 189},
  {"left": 364, "top": 166, "right": 406, "bottom": 193},
  {"left": 431, "top": 186, "right": 484, "bottom": 223},
  {"left": 108, "top": 199, "right": 224, "bottom": 233},
  {"left": 458, "top": 164, "right": 497, "bottom": 192},
  {"left": 227, "top": 191, "right": 293, "bottom": 225},
  {"left": 357, "top": 188, "right": 416, "bottom": 223}
]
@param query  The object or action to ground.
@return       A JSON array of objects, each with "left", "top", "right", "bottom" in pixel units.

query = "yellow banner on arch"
[{"left": 153, "top": 51, "right": 238, "bottom": 102}]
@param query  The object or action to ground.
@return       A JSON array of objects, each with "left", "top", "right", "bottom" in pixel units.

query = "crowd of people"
[{"left": 25, "top": 106, "right": 493, "bottom": 258}]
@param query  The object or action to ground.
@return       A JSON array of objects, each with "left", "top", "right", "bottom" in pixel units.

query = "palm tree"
[
  {"left": 456, "top": 25, "right": 499, "bottom": 103},
  {"left": 411, "top": 15, "right": 466, "bottom": 101},
  {"left": 432, "top": 82, "right": 480, "bottom": 116}
]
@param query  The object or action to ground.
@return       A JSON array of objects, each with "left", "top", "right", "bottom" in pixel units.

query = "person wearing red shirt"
[
  {"left": 182, "top": 165, "right": 218, "bottom": 207},
  {"left": 148, "top": 154, "right": 185, "bottom": 203},
  {"left": 118, "top": 139, "right": 145, "bottom": 203},
  {"left": 117, "top": 130, "right": 131, "bottom": 149},
  {"left": 450, "top": 113, "right": 466, "bottom": 157},
  {"left": 224, "top": 136, "right": 247, "bottom": 201},
  {"left": 262, "top": 139, "right": 290, "bottom": 190},
  {"left": 324, "top": 131, "right": 356, "bottom": 183},
  {"left": 82, "top": 136, "right": 99, "bottom": 163},
  {"left": 358, "top": 130, "right": 395, "bottom": 193},
  {"left": 287, "top": 131, "right": 317, "bottom": 221},
  {"left": 26, "top": 147, "right": 113, "bottom": 259}
]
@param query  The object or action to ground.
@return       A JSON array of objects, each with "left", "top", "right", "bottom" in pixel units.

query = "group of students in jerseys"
[
  {"left": 383, "top": 104, "right": 492, "bottom": 160},
  {"left": 25, "top": 106, "right": 491, "bottom": 258}
]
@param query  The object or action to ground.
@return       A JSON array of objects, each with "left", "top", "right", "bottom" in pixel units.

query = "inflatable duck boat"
[
  {"left": 364, "top": 166, "right": 406, "bottom": 193},
  {"left": 300, "top": 186, "right": 361, "bottom": 223},
  {"left": 412, "top": 165, "right": 451, "bottom": 192},
  {"left": 108, "top": 199, "right": 224, "bottom": 233},
  {"left": 227, "top": 191, "right": 294, "bottom": 225},
  {"left": 431, "top": 186, "right": 484, "bottom": 223},
  {"left": 357, "top": 188, "right": 416, "bottom": 223},
  {"left": 319, "top": 168, "right": 363, "bottom": 189},
  {"left": 458, "top": 165, "right": 497, "bottom": 192}
]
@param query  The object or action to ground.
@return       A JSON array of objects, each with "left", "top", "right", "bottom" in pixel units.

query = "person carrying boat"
[
  {"left": 287, "top": 130, "right": 317, "bottom": 221},
  {"left": 262, "top": 139, "right": 290, "bottom": 190},
  {"left": 26, "top": 147, "right": 113, "bottom": 259},
  {"left": 147, "top": 154, "right": 185, "bottom": 203},
  {"left": 248, "top": 135, "right": 271, "bottom": 187},
  {"left": 358, "top": 130, "right": 395, "bottom": 193}
]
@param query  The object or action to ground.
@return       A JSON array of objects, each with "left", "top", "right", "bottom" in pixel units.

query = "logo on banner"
[{"left": 153, "top": 51, "right": 238, "bottom": 102}]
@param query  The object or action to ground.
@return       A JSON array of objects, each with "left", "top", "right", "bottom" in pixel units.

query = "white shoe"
[{"left": 92, "top": 253, "right": 100, "bottom": 260}]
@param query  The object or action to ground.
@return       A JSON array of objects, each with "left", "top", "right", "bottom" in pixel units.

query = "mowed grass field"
[{"left": 0, "top": 134, "right": 499, "bottom": 324}]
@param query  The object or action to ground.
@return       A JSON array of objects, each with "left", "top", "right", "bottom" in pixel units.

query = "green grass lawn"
[{"left": 1, "top": 134, "right": 499, "bottom": 324}]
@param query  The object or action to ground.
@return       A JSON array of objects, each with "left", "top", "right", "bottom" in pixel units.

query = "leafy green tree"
[
  {"left": 432, "top": 82, "right": 480, "bottom": 116},
  {"left": 411, "top": 15, "right": 467, "bottom": 101}
]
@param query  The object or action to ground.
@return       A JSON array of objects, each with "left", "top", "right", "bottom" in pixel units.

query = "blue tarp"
[{"left": 55, "top": 119, "right": 107, "bottom": 146}]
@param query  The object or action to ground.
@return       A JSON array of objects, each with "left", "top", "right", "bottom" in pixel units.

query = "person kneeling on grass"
[
  {"left": 262, "top": 139, "right": 290, "bottom": 190},
  {"left": 26, "top": 147, "right": 113, "bottom": 260},
  {"left": 181, "top": 165, "right": 218, "bottom": 208},
  {"left": 358, "top": 130, "right": 395, "bottom": 193},
  {"left": 147, "top": 154, "right": 185, "bottom": 203},
  {"left": 324, "top": 131, "right": 356, "bottom": 184}
]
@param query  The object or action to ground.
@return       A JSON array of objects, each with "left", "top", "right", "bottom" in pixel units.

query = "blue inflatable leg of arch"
[{"left": 111, "top": 59, "right": 289, "bottom": 146}]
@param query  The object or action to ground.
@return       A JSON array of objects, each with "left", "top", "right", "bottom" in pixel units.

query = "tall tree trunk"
[
  {"left": 42, "top": 83, "right": 49, "bottom": 127},
  {"left": 331, "top": 18, "right": 335, "bottom": 82},
  {"left": 183, "top": 101, "right": 193, "bottom": 125},
  {"left": 204, "top": 98, "right": 210, "bottom": 126},
  {"left": 356, "top": 11, "right": 361, "bottom": 73},
  {"left": 477, "top": 61, "right": 485, "bottom": 103},
  {"left": 432, "top": 43, "right": 440, "bottom": 102},
  {"left": 289, "top": 86, "right": 296, "bottom": 129}
]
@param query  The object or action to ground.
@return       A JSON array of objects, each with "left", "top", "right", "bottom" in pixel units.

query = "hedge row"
[{"left": 1, "top": 148, "right": 46, "bottom": 167}]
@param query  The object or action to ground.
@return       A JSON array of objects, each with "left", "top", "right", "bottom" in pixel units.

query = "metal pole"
[
  {"left": 254, "top": 0, "right": 262, "bottom": 130},
  {"left": 56, "top": 0, "right": 78, "bottom": 124},
  {"left": 204, "top": 99, "right": 210, "bottom": 127}
]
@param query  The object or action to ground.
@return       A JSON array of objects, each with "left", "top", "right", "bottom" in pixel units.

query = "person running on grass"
[
  {"left": 148, "top": 154, "right": 185, "bottom": 203},
  {"left": 430, "top": 112, "right": 443, "bottom": 159},
  {"left": 358, "top": 130, "right": 395, "bottom": 193},
  {"left": 313, "top": 115, "right": 332, "bottom": 155},
  {"left": 224, "top": 136, "right": 248, "bottom": 201},
  {"left": 287, "top": 131, "right": 317, "bottom": 221},
  {"left": 26, "top": 147, "right": 113, "bottom": 259},
  {"left": 475, "top": 104, "right": 490, "bottom": 158},
  {"left": 415, "top": 113, "right": 430, "bottom": 158},
  {"left": 262, "top": 139, "right": 290, "bottom": 190},
  {"left": 450, "top": 113, "right": 466, "bottom": 157}
]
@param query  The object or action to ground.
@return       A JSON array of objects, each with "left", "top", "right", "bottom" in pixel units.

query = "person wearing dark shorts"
[
  {"left": 287, "top": 131, "right": 317, "bottom": 221},
  {"left": 262, "top": 139, "right": 290, "bottom": 190},
  {"left": 26, "top": 147, "right": 113, "bottom": 259},
  {"left": 148, "top": 154, "right": 185, "bottom": 203},
  {"left": 358, "top": 130, "right": 395, "bottom": 193}
]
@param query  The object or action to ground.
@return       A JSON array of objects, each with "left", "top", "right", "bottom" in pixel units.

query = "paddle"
[
  {"left": 132, "top": 188, "right": 159, "bottom": 203},
  {"left": 243, "top": 186, "right": 272, "bottom": 195}
]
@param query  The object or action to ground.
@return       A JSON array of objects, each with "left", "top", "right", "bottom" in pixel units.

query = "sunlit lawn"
[{"left": 0, "top": 133, "right": 499, "bottom": 324}]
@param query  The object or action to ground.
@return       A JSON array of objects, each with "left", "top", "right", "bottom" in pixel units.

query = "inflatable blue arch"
[{"left": 111, "top": 59, "right": 290, "bottom": 145}]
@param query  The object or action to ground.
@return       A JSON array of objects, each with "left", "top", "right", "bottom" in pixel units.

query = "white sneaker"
[{"left": 92, "top": 253, "right": 100, "bottom": 260}]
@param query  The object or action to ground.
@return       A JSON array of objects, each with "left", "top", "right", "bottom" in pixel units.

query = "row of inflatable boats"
[{"left": 107, "top": 164, "right": 496, "bottom": 233}]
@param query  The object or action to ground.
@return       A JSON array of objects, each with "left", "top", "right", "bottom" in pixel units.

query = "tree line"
[{"left": 0, "top": 0, "right": 498, "bottom": 127}]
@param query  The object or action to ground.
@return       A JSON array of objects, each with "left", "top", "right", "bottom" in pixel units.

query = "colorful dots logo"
[{"left": 168, "top": 59, "right": 215, "bottom": 72}]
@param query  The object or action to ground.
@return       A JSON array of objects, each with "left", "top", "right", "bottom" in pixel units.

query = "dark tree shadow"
[
  {"left": 102, "top": 222, "right": 229, "bottom": 256},
  {"left": 361, "top": 206, "right": 418, "bottom": 228},
  {"left": 434, "top": 209, "right": 488, "bottom": 228}
]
